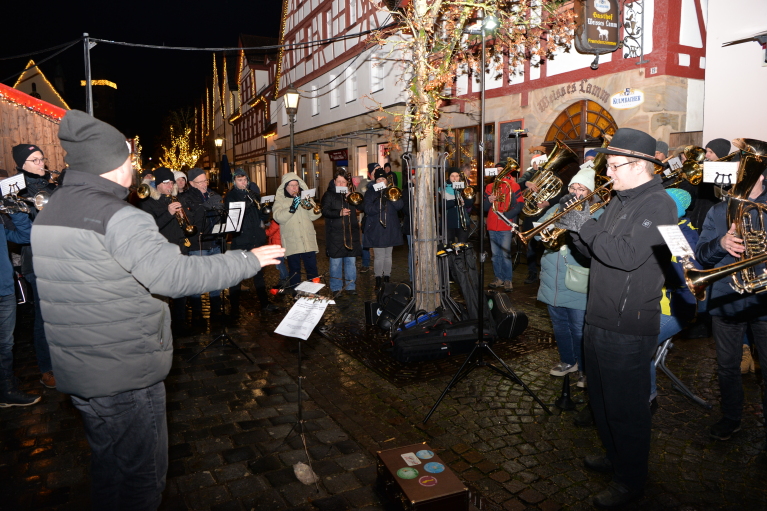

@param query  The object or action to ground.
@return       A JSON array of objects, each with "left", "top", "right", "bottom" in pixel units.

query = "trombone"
[
  {"left": 341, "top": 173, "right": 360, "bottom": 251},
  {"left": 379, "top": 175, "right": 402, "bottom": 228},
  {"left": 454, "top": 170, "right": 475, "bottom": 231}
]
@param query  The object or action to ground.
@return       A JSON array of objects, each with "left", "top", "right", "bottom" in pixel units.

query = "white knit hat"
[
  {"left": 173, "top": 171, "right": 186, "bottom": 182},
  {"left": 569, "top": 167, "right": 596, "bottom": 192}
]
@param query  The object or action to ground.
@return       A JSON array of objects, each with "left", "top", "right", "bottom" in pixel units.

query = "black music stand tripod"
[
  {"left": 187, "top": 207, "right": 253, "bottom": 364},
  {"left": 423, "top": 332, "right": 552, "bottom": 423}
]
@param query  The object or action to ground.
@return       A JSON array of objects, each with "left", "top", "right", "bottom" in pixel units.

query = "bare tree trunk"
[{"left": 413, "top": 149, "right": 440, "bottom": 312}]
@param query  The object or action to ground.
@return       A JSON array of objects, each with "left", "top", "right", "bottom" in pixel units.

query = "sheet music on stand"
[
  {"left": 211, "top": 202, "right": 246, "bottom": 234},
  {"left": 0, "top": 175, "right": 26, "bottom": 196},
  {"left": 275, "top": 297, "right": 331, "bottom": 340}
]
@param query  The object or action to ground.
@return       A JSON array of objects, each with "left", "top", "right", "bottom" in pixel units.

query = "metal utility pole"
[{"left": 83, "top": 33, "right": 94, "bottom": 116}]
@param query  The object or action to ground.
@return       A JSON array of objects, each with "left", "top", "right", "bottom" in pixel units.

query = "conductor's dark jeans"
[
  {"left": 584, "top": 324, "right": 657, "bottom": 491},
  {"left": 711, "top": 316, "right": 767, "bottom": 422},
  {"left": 71, "top": 381, "right": 168, "bottom": 511}
]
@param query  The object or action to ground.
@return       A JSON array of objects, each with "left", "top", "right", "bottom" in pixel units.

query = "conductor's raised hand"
[{"left": 250, "top": 245, "right": 285, "bottom": 267}]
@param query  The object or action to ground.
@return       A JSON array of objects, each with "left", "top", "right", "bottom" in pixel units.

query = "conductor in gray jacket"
[{"left": 30, "top": 110, "right": 284, "bottom": 511}]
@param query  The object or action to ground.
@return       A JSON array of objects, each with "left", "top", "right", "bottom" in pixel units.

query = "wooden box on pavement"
[{"left": 376, "top": 442, "right": 468, "bottom": 511}]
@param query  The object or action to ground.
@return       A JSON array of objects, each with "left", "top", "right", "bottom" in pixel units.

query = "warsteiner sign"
[{"left": 574, "top": 0, "right": 621, "bottom": 55}]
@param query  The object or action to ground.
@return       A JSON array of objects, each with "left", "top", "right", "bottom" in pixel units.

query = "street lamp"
[{"left": 284, "top": 84, "right": 300, "bottom": 175}]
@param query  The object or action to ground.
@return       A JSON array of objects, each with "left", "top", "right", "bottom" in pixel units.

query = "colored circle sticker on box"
[
  {"left": 424, "top": 462, "right": 445, "bottom": 473},
  {"left": 397, "top": 467, "right": 419, "bottom": 479},
  {"left": 418, "top": 475, "right": 438, "bottom": 487},
  {"left": 415, "top": 450, "right": 434, "bottom": 459}
]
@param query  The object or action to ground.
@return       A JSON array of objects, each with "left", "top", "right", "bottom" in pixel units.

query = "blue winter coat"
[
  {"left": 537, "top": 203, "right": 603, "bottom": 310},
  {"left": 695, "top": 188, "right": 767, "bottom": 321},
  {"left": 363, "top": 181, "right": 404, "bottom": 248}
]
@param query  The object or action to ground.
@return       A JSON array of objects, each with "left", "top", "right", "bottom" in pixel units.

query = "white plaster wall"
[
  {"left": 546, "top": 44, "right": 613, "bottom": 77},
  {"left": 685, "top": 78, "right": 705, "bottom": 131},
  {"left": 679, "top": 0, "right": 703, "bottom": 48},
  {"left": 702, "top": 0, "right": 767, "bottom": 142}
]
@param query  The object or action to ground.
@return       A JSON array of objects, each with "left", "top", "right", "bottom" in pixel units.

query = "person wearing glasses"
[
  {"left": 555, "top": 128, "right": 676, "bottom": 508},
  {"left": 185, "top": 168, "right": 227, "bottom": 322},
  {"left": 12, "top": 144, "right": 57, "bottom": 389}
]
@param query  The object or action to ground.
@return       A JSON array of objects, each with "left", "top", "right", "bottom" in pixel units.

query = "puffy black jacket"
[
  {"left": 140, "top": 194, "right": 191, "bottom": 254},
  {"left": 184, "top": 187, "right": 225, "bottom": 252},
  {"left": 321, "top": 180, "right": 362, "bottom": 258},
  {"left": 573, "top": 176, "right": 676, "bottom": 335},
  {"left": 225, "top": 186, "right": 268, "bottom": 250},
  {"left": 362, "top": 181, "right": 404, "bottom": 248},
  {"left": 445, "top": 184, "right": 474, "bottom": 229},
  {"left": 695, "top": 188, "right": 767, "bottom": 321}
]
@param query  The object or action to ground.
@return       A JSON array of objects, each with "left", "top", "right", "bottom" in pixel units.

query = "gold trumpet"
[
  {"left": 516, "top": 179, "right": 614, "bottom": 247},
  {"left": 300, "top": 195, "right": 322, "bottom": 214},
  {"left": 138, "top": 183, "right": 197, "bottom": 236}
]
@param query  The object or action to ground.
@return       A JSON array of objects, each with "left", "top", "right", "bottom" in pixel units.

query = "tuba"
[
  {"left": 490, "top": 157, "right": 521, "bottom": 228},
  {"left": 682, "top": 138, "right": 767, "bottom": 300},
  {"left": 522, "top": 139, "right": 578, "bottom": 217}
]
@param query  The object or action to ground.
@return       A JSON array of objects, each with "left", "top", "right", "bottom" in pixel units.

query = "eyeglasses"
[
  {"left": 26, "top": 158, "right": 48, "bottom": 165},
  {"left": 569, "top": 186, "right": 589, "bottom": 194},
  {"left": 606, "top": 161, "right": 634, "bottom": 172},
  {"left": 192, "top": 178, "right": 209, "bottom": 184}
]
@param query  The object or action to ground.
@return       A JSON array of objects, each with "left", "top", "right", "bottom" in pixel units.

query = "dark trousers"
[
  {"left": 71, "top": 381, "right": 168, "bottom": 511},
  {"left": 711, "top": 316, "right": 767, "bottom": 422},
  {"left": 287, "top": 252, "right": 318, "bottom": 288},
  {"left": 584, "top": 324, "right": 657, "bottom": 491},
  {"left": 23, "top": 273, "right": 52, "bottom": 374}
]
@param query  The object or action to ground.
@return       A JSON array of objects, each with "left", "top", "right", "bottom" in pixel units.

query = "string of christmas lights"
[{"left": 0, "top": 83, "right": 65, "bottom": 123}]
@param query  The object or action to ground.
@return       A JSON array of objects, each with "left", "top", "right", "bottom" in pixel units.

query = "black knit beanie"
[
  {"left": 12, "top": 144, "right": 44, "bottom": 169},
  {"left": 58, "top": 110, "right": 130, "bottom": 175},
  {"left": 705, "top": 138, "right": 731, "bottom": 159}
]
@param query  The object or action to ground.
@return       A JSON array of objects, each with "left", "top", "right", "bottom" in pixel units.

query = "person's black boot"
[
  {"left": 383, "top": 275, "right": 390, "bottom": 283},
  {"left": 257, "top": 287, "right": 280, "bottom": 312},
  {"left": 0, "top": 379, "right": 41, "bottom": 408},
  {"left": 524, "top": 272, "right": 539, "bottom": 284},
  {"left": 375, "top": 276, "right": 382, "bottom": 291}
]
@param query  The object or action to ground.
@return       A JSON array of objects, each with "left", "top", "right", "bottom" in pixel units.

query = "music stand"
[
  {"left": 186, "top": 205, "right": 250, "bottom": 363},
  {"left": 422, "top": 132, "right": 551, "bottom": 424}
]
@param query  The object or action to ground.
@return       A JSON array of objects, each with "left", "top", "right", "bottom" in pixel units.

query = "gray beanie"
[
  {"left": 58, "top": 110, "right": 130, "bottom": 175},
  {"left": 188, "top": 168, "right": 206, "bottom": 182}
]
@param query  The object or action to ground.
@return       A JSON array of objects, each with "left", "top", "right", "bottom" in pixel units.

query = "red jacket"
[
  {"left": 265, "top": 221, "right": 281, "bottom": 246},
  {"left": 484, "top": 177, "right": 524, "bottom": 231}
]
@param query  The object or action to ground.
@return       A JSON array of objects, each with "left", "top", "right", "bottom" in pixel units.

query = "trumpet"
[
  {"left": 138, "top": 183, "right": 197, "bottom": 236},
  {"left": 516, "top": 179, "right": 614, "bottom": 247},
  {"left": 656, "top": 146, "right": 705, "bottom": 187},
  {"left": 300, "top": 195, "right": 321, "bottom": 214}
]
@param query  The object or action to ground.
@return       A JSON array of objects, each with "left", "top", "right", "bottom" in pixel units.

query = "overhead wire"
[
  {"left": 0, "top": 38, "right": 83, "bottom": 61},
  {"left": 0, "top": 39, "right": 82, "bottom": 85}
]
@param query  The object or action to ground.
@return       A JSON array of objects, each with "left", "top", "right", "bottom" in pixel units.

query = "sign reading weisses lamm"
[{"left": 574, "top": 0, "right": 621, "bottom": 56}]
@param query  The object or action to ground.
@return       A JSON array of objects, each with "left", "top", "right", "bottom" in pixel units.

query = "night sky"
[{"left": 1, "top": 0, "right": 283, "bottom": 158}]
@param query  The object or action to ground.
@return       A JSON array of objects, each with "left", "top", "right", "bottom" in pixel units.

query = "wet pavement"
[{"left": 1, "top": 218, "right": 767, "bottom": 510}]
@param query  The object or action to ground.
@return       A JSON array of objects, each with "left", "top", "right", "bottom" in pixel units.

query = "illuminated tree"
[
  {"left": 371, "top": 0, "right": 575, "bottom": 311},
  {"left": 158, "top": 127, "right": 202, "bottom": 170}
]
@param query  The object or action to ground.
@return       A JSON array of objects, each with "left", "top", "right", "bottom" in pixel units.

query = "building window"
[
  {"left": 345, "top": 67, "right": 356, "bottom": 103},
  {"left": 330, "top": 74, "right": 339, "bottom": 108},
  {"left": 311, "top": 85, "right": 319, "bottom": 116},
  {"left": 370, "top": 53, "right": 383, "bottom": 93}
]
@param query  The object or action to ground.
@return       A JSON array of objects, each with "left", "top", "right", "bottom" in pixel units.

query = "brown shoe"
[
  {"left": 503, "top": 280, "right": 514, "bottom": 291},
  {"left": 40, "top": 371, "right": 56, "bottom": 389}
]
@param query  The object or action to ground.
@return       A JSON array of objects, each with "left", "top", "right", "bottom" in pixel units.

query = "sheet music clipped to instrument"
[{"left": 274, "top": 298, "right": 330, "bottom": 340}]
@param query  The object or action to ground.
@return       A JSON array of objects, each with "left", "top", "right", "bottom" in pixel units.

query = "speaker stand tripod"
[
  {"left": 423, "top": 336, "right": 552, "bottom": 423},
  {"left": 187, "top": 327, "right": 254, "bottom": 364}
]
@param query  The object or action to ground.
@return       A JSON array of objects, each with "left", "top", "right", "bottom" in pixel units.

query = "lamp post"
[
  {"left": 284, "top": 84, "right": 300, "bottom": 176},
  {"left": 214, "top": 137, "right": 223, "bottom": 186},
  {"left": 464, "top": 9, "right": 498, "bottom": 344}
]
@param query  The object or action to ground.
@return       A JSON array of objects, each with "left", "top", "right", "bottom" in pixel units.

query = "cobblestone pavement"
[{"left": 1, "top": 219, "right": 766, "bottom": 510}]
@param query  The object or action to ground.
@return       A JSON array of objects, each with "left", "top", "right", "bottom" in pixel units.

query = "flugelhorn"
[
  {"left": 516, "top": 179, "right": 613, "bottom": 246},
  {"left": 170, "top": 195, "right": 198, "bottom": 237},
  {"left": 300, "top": 195, "right": 321, "bottom": 214}
]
